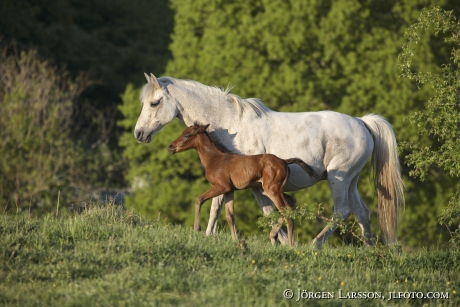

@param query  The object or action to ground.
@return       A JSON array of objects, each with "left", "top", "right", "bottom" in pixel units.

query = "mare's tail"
[{"left": 360, "top": 114, "right": 405, "bottom": 246}]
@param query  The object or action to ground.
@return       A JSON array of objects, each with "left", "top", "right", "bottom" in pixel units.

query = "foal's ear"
[
  {"left": 192, "top": 122, "right": 209, "bottom": 132},
  {"left": 144, "top": 72, "right": 150, "bottom": 83},
  {"left": 196, "top": 123, "right": 210, "bottom": 133}
]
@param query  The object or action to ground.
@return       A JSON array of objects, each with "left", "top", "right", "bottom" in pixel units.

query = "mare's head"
[
  {"left": 134, "top": 73, "right": 178, "bottom": 143},
  {"left": 168, "top": 123, "right": 210, "bottom": 154}
]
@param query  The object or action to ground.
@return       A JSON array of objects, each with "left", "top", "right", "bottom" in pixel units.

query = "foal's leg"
[
  {"left": 283, "top": 192, "right": 296, "bottom": 246},
  {"left": 284, "top": 193, "right": 296, "bottom": 208},
  {"left": 251, "top": 187, "right": 289, "bottom": 245},
  {"left": 206, "top": 195, "right": 225, "bottom": 236},
  {"left": 263, "top": 182, "right": 296, "bottom": 247},
  {"left": 269, "top": 217, "right": 284, "bottom": 245},
  {"left": 267, "top": 193, "right": 295, "bottom": 247},
  {"left": 194, "top": 186, "right": 229, "bottom": 232},
  {"left": 223, "top": 192, "right": 238, "bottom": 240}
]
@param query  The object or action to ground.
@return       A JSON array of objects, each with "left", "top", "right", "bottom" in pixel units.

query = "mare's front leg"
[
  {"left": 311, "top": 173, "right": 352, "bottom": 249},
  {"left": 206, "top": 195, "right": 225, "bottom": 236},
  {"left": 194, "top": 186, "right": 229, "bottom": 232}
]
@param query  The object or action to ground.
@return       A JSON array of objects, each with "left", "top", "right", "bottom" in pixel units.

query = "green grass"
[{"left": 0, "top": 204, "right": 458, "bottom": 306}]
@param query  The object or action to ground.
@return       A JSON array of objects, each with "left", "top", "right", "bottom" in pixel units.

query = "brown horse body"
[{"left": 169, "top": 123, "right": 316, "bottom": 246}]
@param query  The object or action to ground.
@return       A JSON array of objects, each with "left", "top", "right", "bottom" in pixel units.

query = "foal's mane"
[{"left": 160, "top": 77, "right": 271, "bottom": 118}]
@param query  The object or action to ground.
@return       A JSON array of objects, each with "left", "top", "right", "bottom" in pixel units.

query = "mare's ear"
[
  {"left": 144, "top": 73, "right": 161, "bottom": 90},
  {"left": 149, "top": 73, "right": 161, "bottom": 90},
  {"left": 203, "top": 124, "right": 210, "bottom": 130}
]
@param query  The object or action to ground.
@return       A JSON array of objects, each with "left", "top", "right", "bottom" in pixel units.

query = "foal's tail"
[
  {"left": 284, "top": 158, "right": 317, "bottom": 178},
  {"left": 361, "top": 114, "right": 405, "bottom": 246}
]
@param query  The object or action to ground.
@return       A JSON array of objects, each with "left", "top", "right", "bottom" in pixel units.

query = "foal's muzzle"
[{"left": 168, "top": 144, "right": 177, "bottom": 154}]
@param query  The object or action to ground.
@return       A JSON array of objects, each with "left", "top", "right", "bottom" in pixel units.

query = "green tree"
[
  {"left": 0, "top": 49, "right": 86, "bottom": 210},
  {"left": 400, "top": 6, "right": 460, "bottom": 245},
  {"left": 0, "top": 0, "right": 175, "bottom": 191},
  {"left": 0, "top": 0, "right": 173, "bottom": 92}
]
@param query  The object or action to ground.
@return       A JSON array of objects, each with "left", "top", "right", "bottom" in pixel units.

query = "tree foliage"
[
  {"left": 0, "top": 0, "right": 174, "bottom": 195},
  {"left": 401, "top": 6, "right": 460, "bottom": 179},
  {"left": 400, "top": 6, "right": 460, "bottom": 245},
  {"left": 0, "top": 0, "right": 173, "bottom": 92},
  {"left": 0, "top": 49, "right": 86, "bottom": 210}
]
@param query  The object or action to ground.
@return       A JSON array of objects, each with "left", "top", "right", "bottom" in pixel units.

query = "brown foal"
[{"left": 169, "top": 123, "right": 317, "bottom": 247}]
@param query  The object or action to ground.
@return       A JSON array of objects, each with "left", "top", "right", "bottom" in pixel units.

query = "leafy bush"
[
  {"left": 400, "top": 6, "right": 460, "bottom": 246},
  {"left": 0, "top": 49, "right": 86, "bottom": 210}
]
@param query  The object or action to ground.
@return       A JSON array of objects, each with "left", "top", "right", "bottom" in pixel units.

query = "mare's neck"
[{"left": 165, "top": 78, "right": 237, "bottom": 129}]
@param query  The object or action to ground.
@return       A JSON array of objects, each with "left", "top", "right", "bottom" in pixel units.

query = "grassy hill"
[{"left": 1, "top": 204, "right": 458, "bottom": 306}]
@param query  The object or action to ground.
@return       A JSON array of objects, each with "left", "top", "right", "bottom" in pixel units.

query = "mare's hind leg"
[
  {"left": 349, "top": 175, "right": 374, "bottom": 245},
  {"left": 206, "top": 195, "right": 225, "bottom": 236},
  {"left": 312, "top": 172, "right": 352, "bottom": 248}
]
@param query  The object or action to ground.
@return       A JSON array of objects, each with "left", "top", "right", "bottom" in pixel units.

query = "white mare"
[{"left": 134, "top": 73, "right": 404, "bottom": 247}]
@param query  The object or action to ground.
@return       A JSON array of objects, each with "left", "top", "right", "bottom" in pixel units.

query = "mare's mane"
[{"left": 159, "top": 77, "right": 271, "bottom": 118}]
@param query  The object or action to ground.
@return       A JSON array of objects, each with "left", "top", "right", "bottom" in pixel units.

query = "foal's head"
[{"left": 169, "top": 123, "right": 210, "bottom": 154}]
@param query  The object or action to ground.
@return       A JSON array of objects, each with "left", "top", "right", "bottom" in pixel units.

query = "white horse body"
[{"left": 135, "top": 74, "right": 404, "bottom": 247}]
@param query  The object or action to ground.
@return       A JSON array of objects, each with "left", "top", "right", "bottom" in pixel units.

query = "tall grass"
[{"left": 0, "top": 203, "right": 458, "bottom": 306}]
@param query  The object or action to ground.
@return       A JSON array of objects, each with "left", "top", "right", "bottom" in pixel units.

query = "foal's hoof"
[
  {"left": 364, "top": 238, "right": 375, "bottom": 247},
  {"left": 237, "top": 239, "right": 248, "bottom": 250},
  {"left": 270, "top": 231, "right": 279, "bottom": 246}
]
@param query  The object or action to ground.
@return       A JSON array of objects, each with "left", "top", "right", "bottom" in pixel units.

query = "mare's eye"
[{"left": 150, "top": 101, "right": 160, "bottom": 108}]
